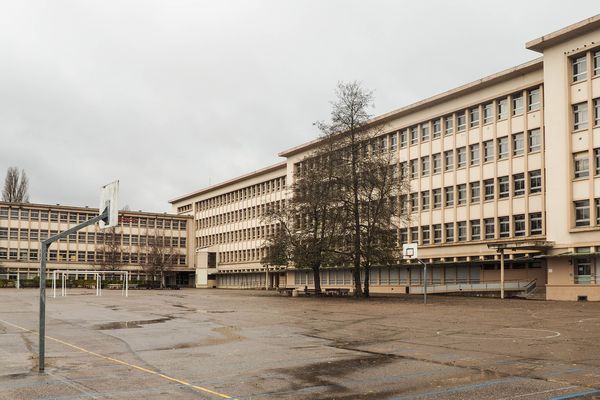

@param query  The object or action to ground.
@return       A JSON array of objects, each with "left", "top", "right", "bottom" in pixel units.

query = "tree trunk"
[
  {"left": 363, "top": 264, "right": 370, "bottom": 297},
  {"left": 160, "top": 271, "right": 165, "bottom": 289},
  {"left": 351, "top": 130, "right": 363, "bottom": 298},
  {"left": 312, "top": 265, "right": 321, "bottom": 294}
]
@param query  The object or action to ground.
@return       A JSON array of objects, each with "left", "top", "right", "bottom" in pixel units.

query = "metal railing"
[{"left": 409, "top": 279, "right": 536, "bottom": 294}]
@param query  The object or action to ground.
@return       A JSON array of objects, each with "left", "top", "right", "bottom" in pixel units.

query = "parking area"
[{"left": 1, "top": 288, "right": 600, "bottom": 399}]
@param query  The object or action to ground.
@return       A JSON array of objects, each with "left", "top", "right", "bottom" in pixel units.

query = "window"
[
  {"left": 421, "top": 191, "right": 430, "bottom": 211},
  {"left": 470, "top": 220, "right": 481, "bottom": 240},
  {"left": 457, "top": 111, "right": 466, "bottom": 132},
  {"left": 529, "top": 170, "right": 542, "bottom": 193},
  {"left": 484, "top": 179, "right": 494, "bottom": 201},
  {"left": 454, "top": 221, "right": 466, "bottom": 242},
  {"left": 444, "top": 150, "right": 454, "bottom": 171},
  {"left": 513, "top": 173, "right": 525, "bottom": 196},
  {"left": 484, "top": 218, "right": 495, "bottom": 239},
  {"left": 574, "top": 152, "right": 589, "bottom": 179},
  {"left": 421, "top": 156, "right": 430, "bottom": 177},
  {"left": 433, "top": 119, "right": 441, "bottom": 139},
  {"left": 572, "top": 55, "right": 587, "bottom": 82},
  {"left": 400, "top": 129, "right": 408, "bottom": 147},
  {"left": 470, "top": 143, "right": 480, "bottom": 166},
  {"left": 453, "top": 147, "right": 465, "bottom": 168},
  {"left": 445, "top": 223, "right": 454, "bottom": 243},
  {"left": 499, "top": 216, "right": 510, "bottom": 238},
  {"left": 528, "top": 88, "right": 540, "bottom": 111},
  {"left": 497, "top": 98, "right": 508, "bottom": 120},
  {"left": 410, "top": 193, "right": 419, "bottom": 212},
  {"left": 483, "top": 140, "right": 494, "bottom": 162},
  {"left": 483, "top": 103, "right": 493, "bottom": 124},
  {"left": 457, "top": 184, "right": 467, "bottom": 205},
  {"left": 596, "top": 199, "right": 600, "bottom": 225},
  {"left": 497, "top": 137, "right": 509, "bottom": 159},
  {"left": 528, "top": 128, "right": 541, "bottom": 153},
  {"left": 432, "top": 153, "right": 442, "bottom": 173},
  {"left": 422, "top": 225, "right": 430, "bottom": 244},
  {"left": 498, "top": 176, "right": 510, "bottom": 198},
  {"left": 512, "top": 93, "right": 523, "bottom": 116},
  {"left": 470, "top": 107, "right": 479, "bottom": 128},
  {"left": 433, "top": 224, "right": 442, "bottom": 243},
  {"left": 595, "top": 99, "right": 600, "bottom": 126},
  {"left": 444, "top": 115, "right": 453, "bottom": 136},
  {"left": 410, "top": 126, "right": 419, "bottom": 145},
  {"left": 445, "top": 186, "right": 454, "bottom": 207},
  {"left": 433, "top": 189, "right": 442, "bottom": 209},
  {"left": 410, "top": 159, "right": 419, "bottom": 179},
  {"left": 512, "top": 133, "right": 524, "bottom": 156},
  {"left": 390, "top": 132, "right": 398, "bottom": 151},
  {"left": 530, "top": 212, "right": 542, "bottom": 235},
  {"left": 594, "top": 51, "right": 600, "bottom": 76},
  {"left": 421, "top": 124, "right": 430, "bottom": 142},
  {"left": 514, "top": 214, "right": 526, "bottom": 237},
  {"left": 595, "top": 148, "right": 600, "bottom": 175},
  {"left": 411, "top": 229, "right": 419, "bottom": 247},
  {"left": 470, "top": 181, "right": 480, "bottom": 202},
  {"left": 575, "top": 200, "right": 590, "bottom": 227},
  {"left": 573, "top": 103, "right": 588, "bottom": 130}
]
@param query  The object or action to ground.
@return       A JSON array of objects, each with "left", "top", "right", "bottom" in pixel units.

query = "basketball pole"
[
  {"left": 415, "top": 258, "right": 428, "bottom": 305},
  {"left": 38, "top": 207, "right": 109, "bottom": 372}
]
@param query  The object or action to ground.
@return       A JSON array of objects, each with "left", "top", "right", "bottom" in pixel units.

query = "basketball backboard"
[
  {"left": 99, "top": 180, "right": 119, "bottom": 229},
  {"left": 402, "top": 243, "right": 418, "bottom": 260}
]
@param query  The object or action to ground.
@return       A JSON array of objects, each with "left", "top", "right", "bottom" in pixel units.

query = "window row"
[
  {"left": 197, "top": 223, "right": 281, "bottom": 248},
  {"left": 218, "top": 247, "right": 270, "bottom": 264},
  {"left": 197, "top": 200, "right": 285, "bottom": 229},
  {"left": 572, "top": 99, "right": 600, "bottom": 130},
  {"left": 405, "top": 130, "right": 541, "bottom": 179},
  {"left": 400, "top": 212, "right": 543, "bottom": 245},
  {"left": 0, "top": 228, "right": 186, "bottom": 247},
  {"left": 406, "top": 170, "right": 542, "bottom": 212},
  {"left": 0, "top": 208, "right": 187, "bottom": 230},
  {"left": 0, "top": 248, "right": 187, "bottom": 265},
  {"left": 573, "top": 149, "right": 600, "bottom": 179},
  {"left": 195, "top": 176, "right": 286, "bottom": 211},
  {"left": 571, "top": 49, "right": 600, "bottom": 82},
  {"left": 574, "top": 198, "right": 600, "bottom": 227}
]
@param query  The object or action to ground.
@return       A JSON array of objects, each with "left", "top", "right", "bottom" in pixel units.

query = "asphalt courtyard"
[{"left": 1, "top": 288, "right": 600, "bottom": 400}]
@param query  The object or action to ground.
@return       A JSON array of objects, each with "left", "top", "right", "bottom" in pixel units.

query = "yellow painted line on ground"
[{"left": 0, "top": 319, "right": 235, "bottom": 399}]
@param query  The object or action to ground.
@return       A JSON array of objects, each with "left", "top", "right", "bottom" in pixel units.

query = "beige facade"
[
  {"left": 172, "top": 15, "right": 600, "bottom": 300},
  {"left": 0, "top": 202, "right": 194, "bottom": 287}
]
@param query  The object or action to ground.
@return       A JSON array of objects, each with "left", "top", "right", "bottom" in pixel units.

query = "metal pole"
[
  {"left": 52, "top": 271, "right": 55, "bottom": 298},
  {"left": 500, "top": 249, "right": 505, "bottom": 299},
  {"left": 38, "top": 242, "right": 47, "bottom": 372},
  {"left": 17, "top": 272, "right": 20, "bottom": 289},
  {"left": 126, "top": 271, "right": 128, "bottom": 297},
  {"left": 423, "top": 261, "right": 428, "bottom": 305}
]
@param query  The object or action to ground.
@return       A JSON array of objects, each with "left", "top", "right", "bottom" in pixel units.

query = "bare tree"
[
  {"left": 317, "top": 81, "right": 410, "bottom": 297},
  {"left": 97, "top": 227, "right": 122, "bottom": 272},
  {"left": 2, "top": 167, "right": 29, "bottom": 203},
  {"left": 263, "top": 143, "right": 345, "bottom": 294},
  {"left": 144, "top": 230, "right": 178, "bottom": 289}
]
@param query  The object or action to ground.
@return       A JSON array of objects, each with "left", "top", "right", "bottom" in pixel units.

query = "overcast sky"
[{"left": 1, "top": 1, "right": 599, "bottom": 213}]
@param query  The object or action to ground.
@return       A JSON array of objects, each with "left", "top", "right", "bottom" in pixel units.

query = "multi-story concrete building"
[
  {"left": 0, "top": 202, "right": 194, "bottom": 287},
  {"left": 173, "top": 15, "right": 600, "bottom": 300}
]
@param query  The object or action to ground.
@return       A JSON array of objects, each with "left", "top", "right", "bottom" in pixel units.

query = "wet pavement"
[{"left": 1, "top": 289, "right": 600, "bottom": 399}]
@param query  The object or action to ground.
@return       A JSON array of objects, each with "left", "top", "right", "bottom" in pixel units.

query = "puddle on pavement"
[{"left": 94, "top": 316, "right": 174, "bottom": 330}]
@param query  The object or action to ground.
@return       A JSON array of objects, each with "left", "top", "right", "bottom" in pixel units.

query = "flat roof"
[
  {"left": 526, "top": 14, "right": 600, "bottom": 52},
  {"left": 0, "top": 201, "right": 190, "bottom": 219},
  {"left": 278, "top": 58, "right": 543, "bottom": 158},
  {"left": 169, "top": 161, "right": 287, "bottom": 204}
]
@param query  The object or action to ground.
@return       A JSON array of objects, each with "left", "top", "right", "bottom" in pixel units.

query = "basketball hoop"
[{"left": 402, "top": 243, "right": 418, "bottom": 260}]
